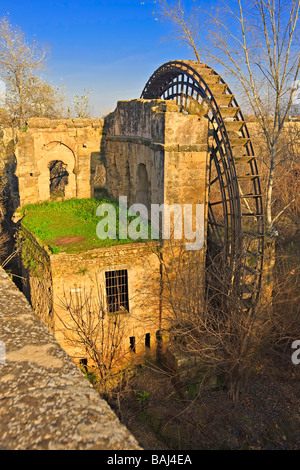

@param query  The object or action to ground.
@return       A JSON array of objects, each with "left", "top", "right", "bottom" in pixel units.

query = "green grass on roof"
[{"left": 21, "top": 197, "right": 151, "bottom": 254}]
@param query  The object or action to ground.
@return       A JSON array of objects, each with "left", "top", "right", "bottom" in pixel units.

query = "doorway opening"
[{"left": 48, "top": 160, "right": 69, "bottom": 199}]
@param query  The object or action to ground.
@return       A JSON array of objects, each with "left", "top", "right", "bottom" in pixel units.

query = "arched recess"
[
  {"left": 37, "top": 142, "right": 77, "bottom": 201},
  {"left": 136, "top": 163, "right": 151, "bottom": 212}
]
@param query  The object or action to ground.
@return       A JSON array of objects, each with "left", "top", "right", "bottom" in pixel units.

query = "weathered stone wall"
[
  {"left": 15, "top": 118, "right": 104, "bottom": 207},
  {"left": 13, "top": 101, "right": 210, "bottom": 228},
  {"left": 103, "top": 100, "right": 166, "bottom": 207},
  {"left": 0, "top": 267, "right": 140, "bottom": 450},
  {"left": 14, "top": 99, "right": 210, "bottom": 373},
  {"left": 19, "top": 223, "right": 164, "bottom": 365},
  {"left": 103, "top": 99, "right": 209, "bottom": 297},
  {"left": 20, "top": 224, "right": 54, "bottom": 333},
  {"left": 104, "top": 99, "right": 209, "bottom": 213},
  {"left": 0, "top": 129, "right": 19, "bottom": 256},
  {"left": 50, "top": 241, "right": 163, "bottom": 361}
]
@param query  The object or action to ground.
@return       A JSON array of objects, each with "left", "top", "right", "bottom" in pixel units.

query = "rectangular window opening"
[
  {"left": 105, "top": 269, "right": 129, "bottom": 313},
  {"left": 145, "top": 333, "right": 151, "bottom": 349}
]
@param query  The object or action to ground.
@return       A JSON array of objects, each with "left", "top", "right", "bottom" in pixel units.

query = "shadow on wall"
[
  {"left": 2, "top": 148, "right": 20, "bottom": 264},
  {"left": 136, "top": 163, "right": 151, "bottom": 212},
  {"left": 93, "top": 122, "right": 108, "bottom": 198}
]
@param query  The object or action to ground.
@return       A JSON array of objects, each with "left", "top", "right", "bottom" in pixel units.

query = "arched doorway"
[
  {"left": 48, "top": 160, "right": 69, "bottom": 199},
  {"left": 37, "top": 142, "right": 76, "bottom": 201}
]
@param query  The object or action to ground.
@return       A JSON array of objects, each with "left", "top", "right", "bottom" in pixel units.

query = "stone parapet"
[
  {"left": 0, "top": 267, "right": 140, "bottom": 450},
  {"left": 26, "top": 117, "right": 104, "bottom": 129}
]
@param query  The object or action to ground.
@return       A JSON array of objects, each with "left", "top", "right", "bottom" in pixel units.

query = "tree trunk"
[{"left": 265, "top": 146, "right": 277, "bottom": 233}]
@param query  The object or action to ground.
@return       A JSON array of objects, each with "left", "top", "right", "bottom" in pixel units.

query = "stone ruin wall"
[
  {"left": 104, "top": 99, "right": 209, "bottom": 212},
  {"left": 15, "top": 118, "right": 104, "bottom": 207},
  {"left": 50, "top": 241, "right": 163, "bottom": 362},
  {"left": 13, "top": 99, "right": 210, "bottom": 218},
  {"left": 20, "top": 224, "right": 54, "bottom": 334},
  {"left": 19, "top": 222, "right": 163, "bottom": 365},
  {"left": 12, "top": 98, "right": 211, "bottom": 372}
]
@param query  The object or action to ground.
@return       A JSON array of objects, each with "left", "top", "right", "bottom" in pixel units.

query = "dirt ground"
[
  {"left": 53, "top": 236, "right": 86, "bottom": 246},
  {"left": 107, "top": 350, "right": 300, "bottom": 450}
]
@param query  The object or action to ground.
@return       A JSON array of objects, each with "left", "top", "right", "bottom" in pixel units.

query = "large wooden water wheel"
[{"left": 141, "top": 60, "right": 264, "bottom": 310}]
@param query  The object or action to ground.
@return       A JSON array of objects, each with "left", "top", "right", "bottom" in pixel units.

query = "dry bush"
[
  {"left": 0, "top": 232, "right": 9, "bottom": 264},
  {"left": 160, "top": 241, "right": 272, "bottom": 402},
  {"left": 271, "top": 254, "right": 300, "bottom": 353},
  {"left": 0, "top": 158, "right": 9, "bottom": 264},
  {"left": 56, "top": 282, "right": 131, "bottom": 394}
]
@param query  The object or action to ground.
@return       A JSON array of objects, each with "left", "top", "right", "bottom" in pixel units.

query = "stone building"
[
  {"left": 15, "top": 98, "right": 209, "bottom": 369},
  {"left": 15, "top": 118, "right": 104, "bottom": 206}
]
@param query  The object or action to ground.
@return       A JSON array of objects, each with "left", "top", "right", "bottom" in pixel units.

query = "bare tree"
[
  {"left": 56, "top": 282, "right": 129, "bottom": 394},
  {"left": 250, "top": 122, "right": 300, "bottom": 237},
  {"left": 0, "top": 16, "right": 64, "bottom": 127},
  {"left": 156, "top": 0, "right": 201, "bottom": 62},
  {"left": 156, "top": 0, "right": 300, "bottom": 233},
  {"left": 68, "top": 89, "right": 93, "bottom": 119},
  {"left": 23, "top": 76, "right": 64, "bottom": 120}
]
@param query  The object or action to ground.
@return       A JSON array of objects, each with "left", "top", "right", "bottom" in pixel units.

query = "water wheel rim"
[{"left": 141, "top": 60, "right": 264, "bottom": 308}]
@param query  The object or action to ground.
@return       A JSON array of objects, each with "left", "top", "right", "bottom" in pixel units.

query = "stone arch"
[
  {"left": 135, "top": 163, "right": 151, "bottom": 212},
  {"left": 37, "top": 142, "right": 76, "bottom": 201}
]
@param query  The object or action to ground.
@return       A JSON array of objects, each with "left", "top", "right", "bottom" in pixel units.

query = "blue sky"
[
  {"left": 0, "top": 0, "right": 197, "bottom": 116},
  {"left": 1, "top": 1, "right": 298, "bottom": 116}
]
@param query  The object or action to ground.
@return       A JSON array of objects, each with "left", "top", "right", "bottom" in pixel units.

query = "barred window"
[{"left": 105, "top": 269, "right": 129, "bottom": 313}]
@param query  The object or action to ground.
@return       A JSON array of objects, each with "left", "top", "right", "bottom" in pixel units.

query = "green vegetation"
[
  {"left": 20, "top": 197, "right": 151, "bottom": 254},
  {"left": 134, "top": 390, "right": 150, "bottom": 405}
]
